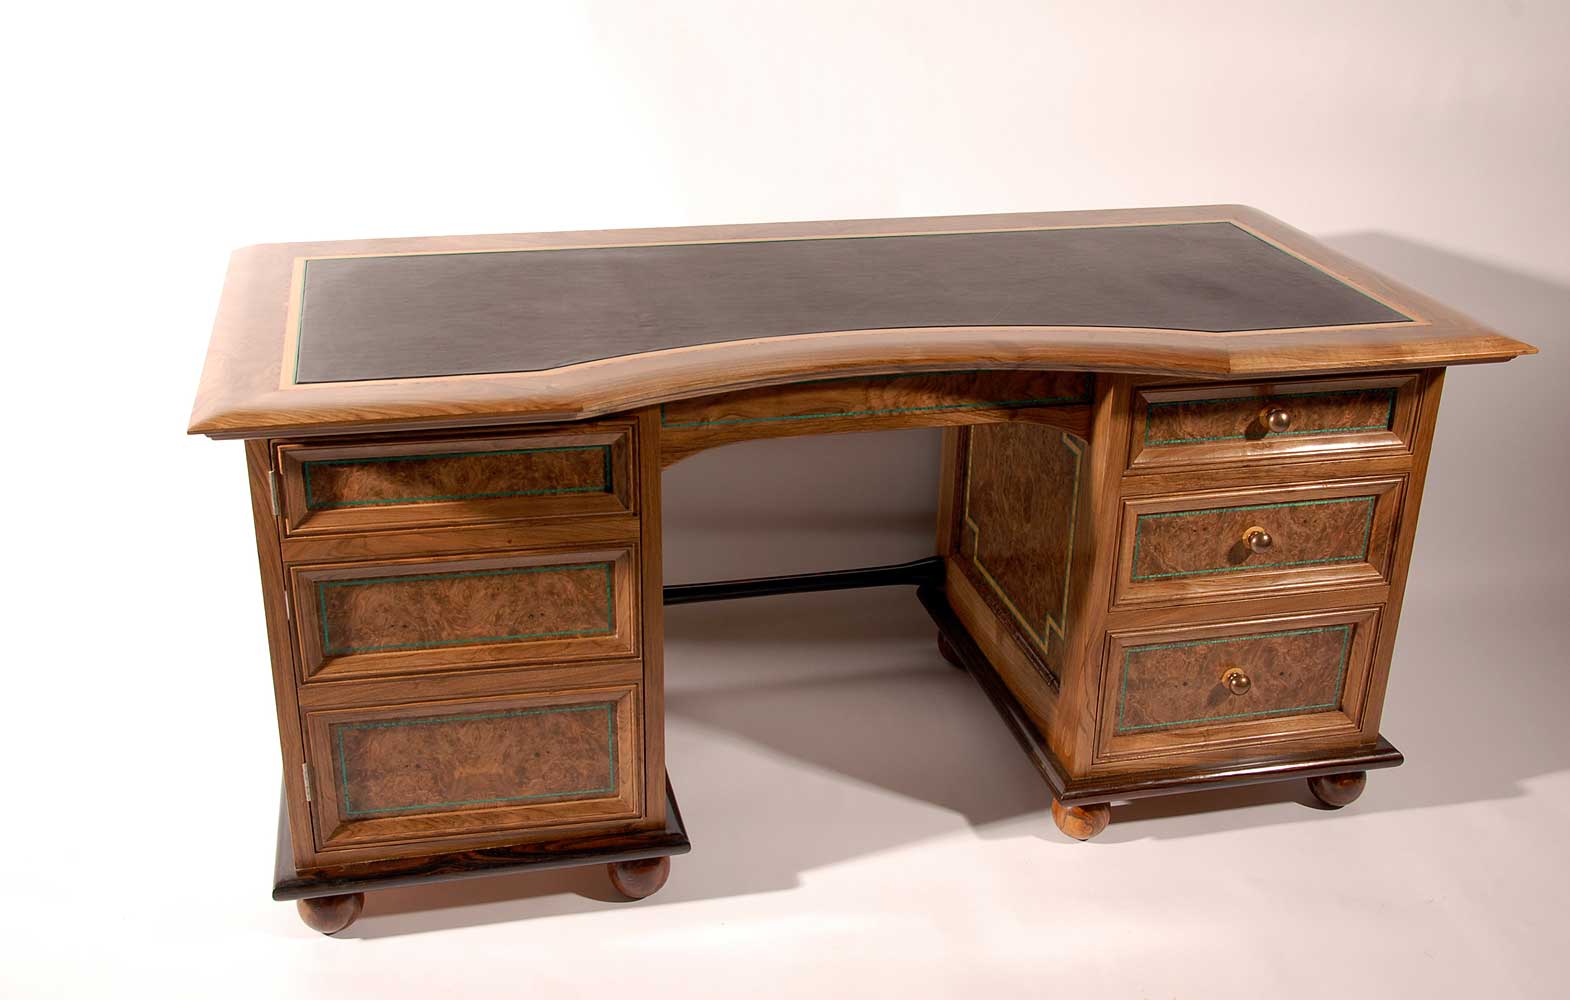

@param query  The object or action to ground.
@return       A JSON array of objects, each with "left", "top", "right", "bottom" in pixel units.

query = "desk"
[{"left": 190, "top": 206, "right": 1535, "bottom": 934}]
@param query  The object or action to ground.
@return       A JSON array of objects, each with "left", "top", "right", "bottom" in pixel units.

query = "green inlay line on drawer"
[
  {"left": 302, "top": 443, "right": 613, "bottom": 510},
  {"left": 1130, "top": 496, "right": 1377, "bottom": 581},
  {"left": 660, "top": 370, "right": 1093, "bottom": 428},
  {"left": 333, "top": 702, "right": 617, "bottom": 817},
  {"left": 1143, "top": 387, "right": 1398, "bottom": 446},
  {"left": 317, "top": 561, "right": 616, "bottom": 656},
  {"left": 1115, "top": 624, "right": 1352, "bottom": 733}
]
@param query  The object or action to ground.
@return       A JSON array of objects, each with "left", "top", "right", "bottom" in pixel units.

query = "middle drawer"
[
  {"left": 1114, "top": 477, "right": 1403, "bottom": 608},
  {"left": 289, "top": 546, "right": 639, "bottom": 682}
]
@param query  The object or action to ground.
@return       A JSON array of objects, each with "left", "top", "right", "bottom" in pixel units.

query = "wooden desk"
[{"left": 190, "top": 206, "right": 1535, "bottom": 934}]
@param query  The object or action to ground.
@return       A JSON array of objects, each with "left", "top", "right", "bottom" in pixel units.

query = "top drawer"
[
  {"left": 1128, "top": 374, "right": 1418, "bottom": 471},
  {"left": 276, "top": 422, "right": 636, "bottom": 536}
]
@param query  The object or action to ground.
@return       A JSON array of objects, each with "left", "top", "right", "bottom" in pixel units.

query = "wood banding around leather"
[{"left": 188, "top": 206, "right": 1534, "bottom": 439}]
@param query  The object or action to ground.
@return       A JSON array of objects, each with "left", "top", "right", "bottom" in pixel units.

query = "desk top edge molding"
[{"left": 189, "top": 204, "right": 1535, "bottom": 440}]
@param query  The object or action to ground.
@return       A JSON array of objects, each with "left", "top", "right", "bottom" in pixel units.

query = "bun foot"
[
  {"left": 1051, "top": 798, "right": 1111, "bottom": 841},
  {"left": 296, "top": 892, "right": 364, "bottom": 935},
  {"left": 1308, "top": 771, "right": 1367, "bottom": 809},
  {"left": 937, "top": 633, "right": 966, "bottom": 670},
  {"left": 608, "top": 856, "right": 670, "bottom": 900}
]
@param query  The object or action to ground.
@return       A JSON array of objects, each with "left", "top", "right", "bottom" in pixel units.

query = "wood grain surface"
[{"left": 659, "top": 370, "right": 1091, "bottom": 464}]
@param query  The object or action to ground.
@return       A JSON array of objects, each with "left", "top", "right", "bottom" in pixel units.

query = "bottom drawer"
[
  {"left": 304, "top": 684, "right": 642, "bottom": 857},
  {"left": 1097, "top": 607, "right": 1380, "bottom": 762}
]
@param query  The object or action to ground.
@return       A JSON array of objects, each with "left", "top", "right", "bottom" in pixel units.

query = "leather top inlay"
[{"left": 294, "top": 222, "right": 1409, "bottom": 383}]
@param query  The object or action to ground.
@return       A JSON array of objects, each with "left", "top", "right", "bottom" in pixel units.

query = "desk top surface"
[{"left": 190, "top": 205, "right": 1533, "bottom": 438}]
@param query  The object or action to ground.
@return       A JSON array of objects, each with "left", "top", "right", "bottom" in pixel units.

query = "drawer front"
[
  {"left": 1115, "top": 478, "right": 1402, "bottom": 607},
  {"left": 1129, "top": 375, "right": 1417, "bottom": 471},
  {"left": 291, "top": 547, "right": 638, "bottom": 681},
  {"left": 305, "top": 684, "right": 641, "bottom": 855},
  {"left": 277, "top": 423, "right": 635, "bottom": 535},
  {"left": 1098, "top": 608, "right": 1380, "bottom": 760}
]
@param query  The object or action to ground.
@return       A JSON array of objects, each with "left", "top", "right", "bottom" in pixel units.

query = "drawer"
[
  {"left": 275, "top": 423, "right": 636, "bottom": 536},
  {"left": 1128, "top": 374, "right": 1418, "bottom": 471},
  {"left": 1098, "top": 608, "right": 1380, "bottom": 760},
  {"left": 1115, "top": 477, "right": 1402, "bottom": 607},
  {"left": 304, "top": 683, "right": 642, "bottom": 856},
  {"left": 290, "top": 547, "right": 639, "bottom": 681}
]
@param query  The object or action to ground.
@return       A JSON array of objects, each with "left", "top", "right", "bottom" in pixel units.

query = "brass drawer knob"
[
  {"left": 1243, "top": 526, "right": 1273, "bottom": 553},
  {"left": 1264, "top": 407, "right": 1292, "bottom": 433},
  {"left": 1222, "top": 667, "right": 1252, "bottom": 696}
]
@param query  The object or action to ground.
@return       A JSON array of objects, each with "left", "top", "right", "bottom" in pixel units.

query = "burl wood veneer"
[{"left": 191, "top": 207, "right": 1535, "bottom": 933}]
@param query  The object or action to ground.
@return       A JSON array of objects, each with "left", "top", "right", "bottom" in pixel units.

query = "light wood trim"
[
  {"left": 1051, "top": 374, "right": 1136, "bottom": 772},
  {"left": 1358, "top": 368, "right": 1445, "bottom": 735},
  {"left": 635, "top": 407, "right": 667, "bottom": 830},
  {"left": 245, "top": 440, "right": 316, "bottom": 871}
]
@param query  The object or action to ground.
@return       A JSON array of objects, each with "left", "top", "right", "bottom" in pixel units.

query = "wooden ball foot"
[
  {"left": 296, "top": 892, "right": 364, "bottom": 935},
  {"left": 936, "top": 632, "right": 966, "bottom": 670},
  {"left": 608, "top": 856, "right": 670, "bottom": 900},
  {"left": 1051, "top": 798, "right": 1111, "bottom": 841},
  {"left": 1307, "top": 770, "right": 1367, "bottom": 809}
]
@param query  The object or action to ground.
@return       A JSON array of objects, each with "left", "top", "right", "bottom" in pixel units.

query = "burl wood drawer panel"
[
  {"left": 275, "top": 422, "right": 636, "bottom": 536},
  {"left": 304, "top": 684, "right": 641, "bottom": 855},
  {"left": 290, "top": 547, "right": 639, "bottom": 681},
  {"left": 1097, "top": 607, "right": 1380, "bottom": 761},
  {"left": 1114, "top": 477, "right": 1403, "bottom": 607},
  {"left": 1127, "top": 374, "right": 1418, "bottom": 471}
]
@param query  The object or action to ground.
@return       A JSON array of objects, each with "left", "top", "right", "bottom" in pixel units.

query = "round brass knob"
[
  {"left": 1243, "top": 526, "right": 1273, "bottom": 554},
  {"left": 1222, "top": 667, "right": 1252, "bottom": 696},
  {"left": 1264, "top": 407, "right": 1292, "bottom": 433}
]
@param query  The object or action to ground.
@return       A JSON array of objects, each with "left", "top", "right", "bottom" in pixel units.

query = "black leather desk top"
[{"left": 293, "top": 221, "right": 1408, "bottom": 384}]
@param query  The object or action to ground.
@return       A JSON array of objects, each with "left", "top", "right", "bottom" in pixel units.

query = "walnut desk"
[{"left": 189, "top": 206, "right": 1535, "bottom": 934}]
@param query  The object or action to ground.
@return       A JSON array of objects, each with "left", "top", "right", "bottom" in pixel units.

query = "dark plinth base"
[
  {"left": 916, "top": 584, "right": 1404, "bottom": 830},
  {"left": 274, "top": 777, "right": 690, "bottom": 933}
]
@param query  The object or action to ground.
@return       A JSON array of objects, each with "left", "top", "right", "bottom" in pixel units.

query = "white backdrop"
[{"left": 5, "top": 2, "right": 1567, "bottom": 996}]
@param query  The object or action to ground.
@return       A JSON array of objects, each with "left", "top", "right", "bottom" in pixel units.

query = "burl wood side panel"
[
  {"left": 1128, "top": 374, "right": 1419, "bottom": 471},
  {"left": 954, "top": 423, "right": 1087, "bottom": 683},
  {"left": 277, "top": 424, "right": 635, "bottom": 535},
  {"left": 1097, "top": 607, "right": 1380, "bottom": 764},
  {"left": 1115, "top": 478, "right": 1402, "bottom": 607},
  {"left": 292, "top": 548, "right": 638, "bottom": 681},
  {"left": 306, "top": 685, "right": 642, "bottom": 855},
  {"left": 660, "top": 370, "right": 1092, "bottom": 464}
]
